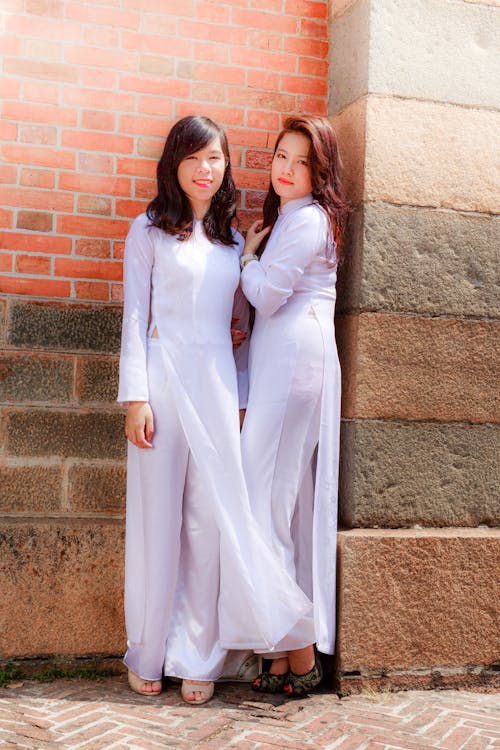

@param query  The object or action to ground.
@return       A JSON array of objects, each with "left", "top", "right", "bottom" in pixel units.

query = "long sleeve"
[
  {"left": 241, "top": 205, "right": 327, "bottom": 317},
  {"left": 231, "top": 228, "right": 250, "bottom": 407},
  {"left": 117, "top": 214, "right": 155, "bottom": 404}
]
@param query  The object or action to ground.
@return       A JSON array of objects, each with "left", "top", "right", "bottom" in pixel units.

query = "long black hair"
[
  {"left": 147, "top": 115, "right": 237, "bottom": 246},
  {"left": 260, "top": 115, "right": 350, "bottom": 259}
]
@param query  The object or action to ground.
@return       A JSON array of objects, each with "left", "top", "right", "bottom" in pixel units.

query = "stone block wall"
[
  {"left": 330, "top": 0, "right": 499, "bottom": 692},
  {"left": 0, "top": 299, "right": 125, "bottom": 658}
]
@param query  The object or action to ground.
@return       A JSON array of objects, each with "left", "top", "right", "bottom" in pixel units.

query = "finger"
[
  {"left": 145, "top": 413, "right": 154, "bottom": 443},
  {"left": 231, "top": 317, "right": 240, "bottom": 325},
  {"left": 134, "top": 427, "right": 152, "bottom": 449}
]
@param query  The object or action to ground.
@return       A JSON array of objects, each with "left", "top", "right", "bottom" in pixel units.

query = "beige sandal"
[
  {"left": 128, "top": 670, "right": 162, "bottom": 696},
  {"left": 181, "top": 679, "right": 214, "bottom": 705}
]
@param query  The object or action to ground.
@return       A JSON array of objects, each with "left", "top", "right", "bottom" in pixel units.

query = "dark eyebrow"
[{"left": 276, "top": 147, "right": 309, "bottom": 159}]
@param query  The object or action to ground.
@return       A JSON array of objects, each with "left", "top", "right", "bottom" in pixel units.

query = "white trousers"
[
  {"left": 242, "top": 309, "right": 323, "bottom": 658},
  {"left": 124, "top": 341, "right": 226, "bottom": 681}
]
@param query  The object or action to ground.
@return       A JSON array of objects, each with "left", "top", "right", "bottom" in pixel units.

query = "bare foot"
[
  {"left": 269, "top": 656, "right": 289, "bottom": 675},
  {"left": 288, "top": 645, "right": 315, "bottom": 676},
  {"left": 128, "top": 670, "right": 162, "bottom": 696},
  {"left": 181, "top": 680, "right": 214, "bottom": 705}
]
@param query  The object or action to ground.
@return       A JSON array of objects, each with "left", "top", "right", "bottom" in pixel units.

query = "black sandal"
[
  {"left": 283, "top": 655, "right": 323, "bottom": 696},
  {"left": 252, "top": 671, "right": 287, "bottom": 694}
]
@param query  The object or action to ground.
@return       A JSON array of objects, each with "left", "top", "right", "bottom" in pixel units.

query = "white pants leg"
[
  {"left": 123, "top": 342, "right": 189, "bottom": 681},
  {"left": 164, "top": 454, "right": 228, "bottom": 680},
  {"left": 242, "top": 312, "right": 323, "bottom": 656}
]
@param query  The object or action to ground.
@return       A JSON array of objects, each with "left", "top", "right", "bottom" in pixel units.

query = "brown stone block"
[
  {"left": 0, "top": 519, "right": 125, "bottom": 658},
  {"left": 4, "top": 409, "right": 126, "bottom": 460},
  {"left": 0, "top": 352, "right": 73, "bottom": 404},
  {"left": 76, "top": 356, "right": 119, "bottom": 404},
  {"left": 337, "top": 528, "right": 500, "bottom": 673},
  {"left": 337, "top": 313, "right": 499, "bottom": 423},
  {"left": 0, "top": 464, "right": 63, "bottom": 513},
  {"left": 68, "top": 464, "right": 126, "bottom": 514},
  {"left": 364, "top": 96, "right": 499, "bottom": 213},
  {"left": 339, "top": 420, "right": 500, "bottom": 528}
]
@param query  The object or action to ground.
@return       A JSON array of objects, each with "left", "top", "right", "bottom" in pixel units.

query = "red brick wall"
[{"left": 0, "top": 0, "right": 329, "bottom": 303}]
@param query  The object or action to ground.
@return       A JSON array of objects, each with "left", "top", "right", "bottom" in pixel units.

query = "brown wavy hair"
[
  {"left": 146, "top": 115, "right": 237, "bottom": 246},
  {"left": 260, "top": 115, "right": 349, "bottom": 259}
]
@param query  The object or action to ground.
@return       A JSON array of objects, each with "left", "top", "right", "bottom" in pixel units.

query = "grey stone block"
[
  {"left": 0, "top": 465, "right": 63, "bottom": 513},
  {"left": 337, "top": 203, "right": 500, "bottom": 318},
  {"left": 77, "top": 357, "right": 119, "bottom": 404},
  {"left": 330, "top": 0, "right": 370, "bottom": 111},
  {"left": 0, "top": 353, "right": 73, "bottom": 403},
  {"left": 5, "top": 410, "right": 126, "bottom": 460},
  {"left": 0, "top": 299, "right": 6, "bottom": 344},
  {"left": 330, "top": 0, "right": 499, "bottom": 110},
  {"left": 68, "top": 464, "right": 126, "bottom": 513},
  {"left": 339, "top": 419, "right": 500, "bottom": 528},
  {"left": 7, "top": 301, "right": 122, "bottom": 354}
]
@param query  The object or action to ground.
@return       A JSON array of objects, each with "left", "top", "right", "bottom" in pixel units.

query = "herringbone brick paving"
[{"left": 0, "top": 676, "right": 498, "bottom": 749}]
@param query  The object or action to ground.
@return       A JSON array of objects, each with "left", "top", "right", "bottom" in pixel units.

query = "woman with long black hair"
[{"left": 118, "top": 115, "right": 313, "bottom": 705}]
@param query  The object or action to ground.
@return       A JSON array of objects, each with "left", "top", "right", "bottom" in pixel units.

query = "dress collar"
[{"left": 278, "top": 194, "right": 314, "bottom": 217}]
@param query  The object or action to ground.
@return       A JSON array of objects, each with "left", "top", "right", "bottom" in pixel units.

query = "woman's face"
[
  {"left": 177, "top": 137, "right": 226, "bottom": 218},
  {"left": 271, "top": 131, "right": 313, "bottom": 207}
]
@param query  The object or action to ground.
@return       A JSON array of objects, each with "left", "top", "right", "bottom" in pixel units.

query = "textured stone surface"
[
  {"left": 0, "top": 519, "right": 125, "bottom": 657},
  {"left": 68, "top": 464, "right": 126, "bottom": 513},
  {"left": 0, "top": 352, "right": 73, "bottom": 403},
  {"left": 336, "top": 313, "right": 499, "bottom": 422},
  {"left": 339, "top": 420, "right": 500, "bottom": 528},
  {"left": 4, "top": 410, "right": 126, "bottom": 460},
  {"left": 0, "top": 465, "right": 63, "bottom": 513},
  {"left": 0, "top": 299, "right": 6, "bottom": 344},
  {"left": 330, "top": 0, "right": 500, "bottom": 110},
  {"left": 332, "top": 0, "right": 357, "bottom": 17},
  {"left": 330, "top": 0, "right": 370, "bottom": 110},
  {"left": 337, "top": 528, "right": 500, "bottom": 672},
  {"left": 7, "top": 301, "right": 122, "bottom": 354},
  {"left": 76, "top": 356, "right": 119, "bottom": 404},
  {"left": 329, "top": 97, "right": 366, "bottom": 204},
  {"left": 337, "top": 203, "right": 500, "bottom": 318},
  {"left": 364, "top": 96, "right": 500, "bottom": 213}
]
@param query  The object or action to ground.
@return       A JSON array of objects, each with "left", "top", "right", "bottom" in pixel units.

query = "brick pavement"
[{"left": 0, "top": 676, "right": 498, "bottom": 750}]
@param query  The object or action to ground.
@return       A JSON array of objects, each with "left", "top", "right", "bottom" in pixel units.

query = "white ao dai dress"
[
  {"left": 118, "top": 213, "right": 314, "bottom": 682},
  {"left": 241, "top": 194, "right": 341, "bottom": 656}
]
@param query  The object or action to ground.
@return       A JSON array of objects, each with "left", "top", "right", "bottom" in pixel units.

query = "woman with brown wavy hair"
[{"left": 240, "top": 115, "right": 349, "bottom": 696}]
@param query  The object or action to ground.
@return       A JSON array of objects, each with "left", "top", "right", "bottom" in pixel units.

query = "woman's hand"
[
  {"left": 126, "top": 401, "right": 154, "bottom": 448},
  {"left": 231, "top": 316, "right": 247, "bottom": 349},
  {"left": 243, "top": 220, "right": 271, "bottom": 256}
]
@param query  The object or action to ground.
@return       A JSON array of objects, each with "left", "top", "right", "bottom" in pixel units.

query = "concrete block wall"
[{"left": 330, "top": 0, "right": 500, "bottom": 692}]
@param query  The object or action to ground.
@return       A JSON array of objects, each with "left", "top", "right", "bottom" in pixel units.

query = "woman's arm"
[
  {"left": 241, "top": 207, "right": 327, "bottom": 317},
  {"left": 117, "top": 214, "right": 155, "bottom": 405}
]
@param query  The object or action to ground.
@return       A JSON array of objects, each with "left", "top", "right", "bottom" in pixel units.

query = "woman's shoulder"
[{"left": 282, "top": 201, "right": 328, "bottom": 233}]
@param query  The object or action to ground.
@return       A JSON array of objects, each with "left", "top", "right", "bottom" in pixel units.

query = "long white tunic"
[
  {"left": 118, "top": 213, "right": 314, "bottom": 677},
  {"left": 241, "top": 194, "right": 341, "bottom": 655}
]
